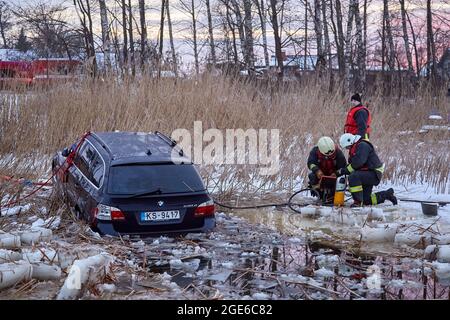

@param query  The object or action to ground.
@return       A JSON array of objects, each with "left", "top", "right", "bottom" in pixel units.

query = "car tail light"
[
  {"left": 194, "top": 200, "right": 215, "bottom": 218},
  {"left": 94, "top": 204, "right": 125, "bottom": 221}
]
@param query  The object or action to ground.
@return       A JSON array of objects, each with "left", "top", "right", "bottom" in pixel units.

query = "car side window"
[
  {"left": 90, "top": 152, "right": 104, "bottom": 188},
  {"left": 73, "top": 143, "right": 90, "bottom": 179},
  {"left": 80, "top": 142, "right": 104, "bottom": 188}
]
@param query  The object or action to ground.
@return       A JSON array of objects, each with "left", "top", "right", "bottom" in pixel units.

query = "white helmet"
[
  {"left": 339, "top": 133, "right": 361, "bottom": 149},
  {"left": 317, "top": 136, "right": 335, "bottom": 155}
]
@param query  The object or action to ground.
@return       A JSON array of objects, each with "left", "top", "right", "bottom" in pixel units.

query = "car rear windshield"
[{"left": 108, "top": 164, "right": 206, "bottom": 195}]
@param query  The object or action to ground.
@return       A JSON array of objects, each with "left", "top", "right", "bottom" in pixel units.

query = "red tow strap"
[{"left": 1, "top": 131, "right": 91, "bottom": 208}]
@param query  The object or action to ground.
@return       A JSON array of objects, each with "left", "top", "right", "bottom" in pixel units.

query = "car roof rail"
[
  {"left": 89, "top": 132, "right": 113, "bottom": 155},
  {"left": 154, "top": 131, "right": 184, "bottom": 156},
  {"left": 154, "top": 131, "right": 177, "bottom": 147}
]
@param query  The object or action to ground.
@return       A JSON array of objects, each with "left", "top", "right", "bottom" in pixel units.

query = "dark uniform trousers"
[{"left": 348, "top": 170, "right": 388, "bottom": 205}]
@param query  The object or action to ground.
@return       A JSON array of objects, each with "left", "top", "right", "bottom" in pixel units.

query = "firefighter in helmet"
[
  {"left": 307, "top": 136, "right": 347, "bottom": 198},
  {"left": 337, "top": 133, "right": 397, "bottom": 207}
]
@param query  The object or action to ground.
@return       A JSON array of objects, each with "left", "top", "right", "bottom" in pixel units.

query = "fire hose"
[
  {"left": 0, "top": 131, "right": 91, "bottom": 208},
  {"left": 1, "top": 130, "right": 449, "bottom": 211},
  {"left": 213, "top": 188, "right": 321, "bottom": 214}
]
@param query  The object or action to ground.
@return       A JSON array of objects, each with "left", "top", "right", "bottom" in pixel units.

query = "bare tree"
[
  {"left": 128, "top": 0, "right": 135, "bottom": 76},
  {"left": 354, "top": 0, "right": 365, "bottom": 92},
  {"left": 254, "top": 0, "right": 269, "bottom": 68},
  {"left": 205, "top": 0, "right": 217, "bottom": 65},
  {"left": 426, "top": 0, "right": 436, "bottom": 78},
  {"left": 314, "top": 0, "right": 324, "bottom": 74},
  {"left": 398, "top": 0, "right": 413, "bottom": 72},
  {"left": 0, "top": 1, "right": 12, "bottom": 48},
  {"left": 229, "top": 1, "right": 247, "bottom": 67},
  {"left": 405, "top": 9, "right": 420, "bottom": 76},
  {"left": 361, "top": 0, "right": 367, "bottom": 87},
  {"left": 243, "top": 0, "right": 255, "bottom": 71},
  {"left": 121, "top": 0, "right": 128, "bottom": 69},
  {"left": 304, "top": 0, "right": 309, "bottom": 70},
  {"left": 345, "top": 0, "right": 355, "bottom": 91},
  {"left": 383, "top": 0, "right": 395, "bottom": 70},
  {"left": 98, "top": 0, "right": 111, "bottom": 71},
  {"left": 158, "top": 0, "right": 165, "bottom": 60},
  {"left": 14, "top": 3, "right": 83, "bottom": 60},
  {"left": 166, "top": 0, "right": 177, "bottom": 76},
  {"left": 179, "top": 0, "right": 200, "bottom": 75},
  {"left": 322, "top": 0, "right": 331, "bottom": 69},
  {"left": 322, "top": 0, "right": 334, "bottom": 90},
  {"left": 269, "top": 0, "right": 284, "bottom": 77},
  {"left": 138, "top": 0, "right": 147, "bottom": 68},
  {"left": 226, "top": 1, "right": 238, "bottom": 63},
  {"left": 333, "top": 0, "right": 345, "bottom": 77}
]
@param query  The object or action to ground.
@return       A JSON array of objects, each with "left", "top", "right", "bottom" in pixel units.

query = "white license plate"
[{"left": 140, "top": 210, "right": 180, "bottom": 221}]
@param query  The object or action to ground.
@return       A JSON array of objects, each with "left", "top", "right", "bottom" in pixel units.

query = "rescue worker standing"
[
  {"left": 337, "top": 133, "right": 397, "bottom": 207},
  {"left": 344, "top": 93, "right": 371, "bottom": 140},
  {"left": 307, "top": 136, "right": 347, "bottom": 192}
]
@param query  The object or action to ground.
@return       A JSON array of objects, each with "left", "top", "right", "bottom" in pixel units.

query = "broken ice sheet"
[
  {"left": 248, "top": 279, "right": 278, "bottom": 290},
  {"left": 205, "top": 269, "right": 233, "bottom": 282}
]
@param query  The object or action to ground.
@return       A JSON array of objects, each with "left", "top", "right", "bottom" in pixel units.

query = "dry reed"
[{"left": 0, "top": 75, "right": 449, "bottom": 196}]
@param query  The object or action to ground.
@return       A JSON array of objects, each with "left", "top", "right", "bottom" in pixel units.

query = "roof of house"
[{"left": 0, "top": 49, "right": 36, "bottom": 61}]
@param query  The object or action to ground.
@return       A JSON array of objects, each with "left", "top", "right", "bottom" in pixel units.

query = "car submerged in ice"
[{"left": 52, "top": 131, "right": 215, "bottom": 237}]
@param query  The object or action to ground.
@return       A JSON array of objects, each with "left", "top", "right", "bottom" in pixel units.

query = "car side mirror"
[{"left": 62, "top": 147, "right": 70, "bottom": 157}]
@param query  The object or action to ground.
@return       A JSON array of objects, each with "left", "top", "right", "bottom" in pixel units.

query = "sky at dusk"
[{"left": 5, "top": 0, "right": 450, "bottom": 69}]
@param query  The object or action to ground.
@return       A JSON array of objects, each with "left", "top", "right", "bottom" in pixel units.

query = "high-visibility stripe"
[
  {"left": 309, "top": 164, "right": 317, "bottom": 170},
  {"left": 375, "top": 164, "right": 385, "bottom": 174},
  {"left": 371, "top": 194, "right": 377, "bottom": 205},
  {"left": 364, "top": 133, "right": 369, "bottom": 140},
  {"left": 347, "top": 164, "right": 355, "bottom": 173},
  {"left": 349, "top": 185, "right": 363, "bottom": 193}
]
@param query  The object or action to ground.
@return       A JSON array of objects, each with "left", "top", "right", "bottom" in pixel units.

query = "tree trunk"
[
  {"left": 254, "top": 0, "right": 269, "bottom": 68},
  {"left": 304, "top": 0, "right": 308, "bottom": 70},
  {"left": 243, "top": 0, "right": 254, "bottom": 71},
  {"left": 230, "top": 1, "right": 247, "bottom": 68},
  {"left": 191, "top": 0, "right": 199, "bottom": 75},
  {"left": 121, "top": 0, "right": 128, "bottom": 71},
  {"left": 75, "top": 0, "right": 97, "bottom": 76},
  {"left": 354, "top": 0, "right": 365, "bottom": 92},
  {"left": 205, "top": 0, "right": 217, "bottom": 65},
  {"left": 362, "top": 0, "right": 367, "bottom": 89},
  {"left": 345, "top": 0, "right": 355, "bottom": 93},
  {"left": 314, "top": 0, "right": 324, "bottom": 75},
  {"left": 166, "top": 0, "right": 177, "bottom": 76},
  {"left": 426, "top": 0, "right": 435, "bottom": 79},
  {"left": 128, "top": 0, "right": 135, "bottom": 76},
  {"left": 334, "top": 0, "right": 345, "bottom": 77},
  {"left": 406, "top": 9, "right": 420, "bottom": 77},
  {"left": 270, "top": 0, "right": 283, "bottom": 77},
  {"left": 381, "top": 8, "right": 386, "bottom": 71},
  {"left": 158, "top": 0, "right": 165, "bottom": 76},
  {"left": 99, "top": 0, "right": 111, "bottom": 72},
  {"left": 0, "top": 10, "right": 7, "bottom": 48},
  {"left": 86, "top": 1, "right": 96, "bottom": 76},
  {"left": 139, "top": 0, "right": 147, "bottom": 69},
  {"left": 222, "top": 13, "right": 231, "bottom": 62},
  {"left": 383, "top": 0, "right": 395, "bottom": 71},
  {"left": 322, "top": 0, "right": 334, "bottom": 91},
  {"left": 399, "top": 0, "right": 412, "bottom": 72},
  {"left": 226, "top": 2, "right": 238, "bottom": 64},
  {"left": 158, "top": 0, "right": 165, "bottom": 59}
]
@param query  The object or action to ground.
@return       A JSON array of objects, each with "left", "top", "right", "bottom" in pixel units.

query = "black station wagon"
[{"left": 52, "top": 131, "right": 215, "bottom": 237}]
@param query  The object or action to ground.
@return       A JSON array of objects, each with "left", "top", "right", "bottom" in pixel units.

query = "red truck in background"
[{"left": 0, "top": 58, "right": 82, "bottom": 88}]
